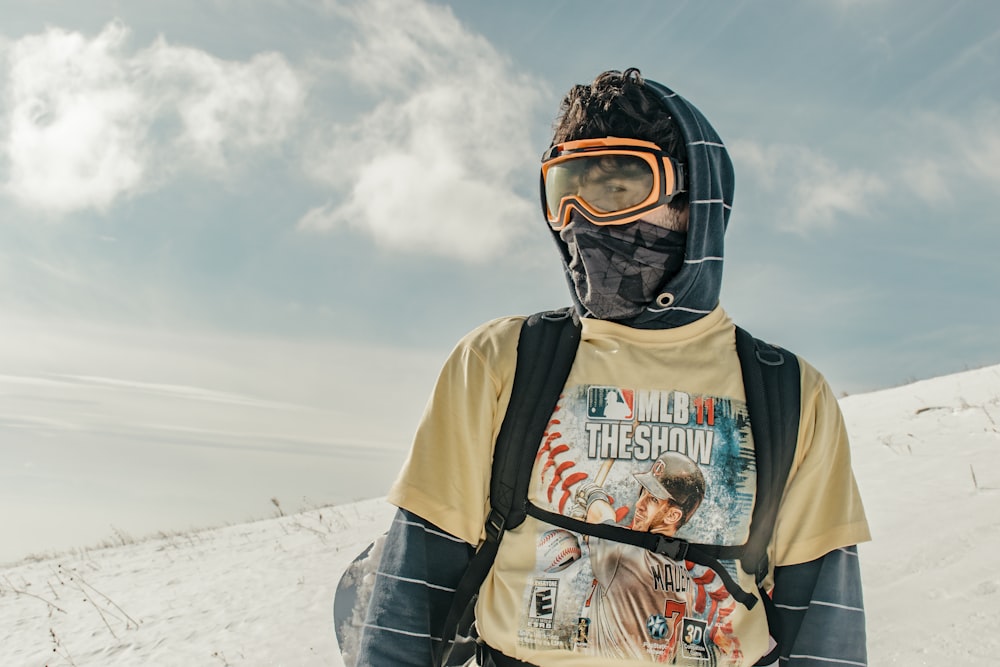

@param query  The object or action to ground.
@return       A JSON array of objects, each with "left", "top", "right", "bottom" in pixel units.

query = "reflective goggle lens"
[
  {"left": 540, "top": 138, "right": 681, "bottom": 230},
  {"left": 544, "top": 154, "right": 656, "bottom": 219}
]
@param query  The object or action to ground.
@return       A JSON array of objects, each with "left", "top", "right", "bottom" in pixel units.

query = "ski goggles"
[{"left": 540, "top": 137, "right": 686, "bottom": 230}]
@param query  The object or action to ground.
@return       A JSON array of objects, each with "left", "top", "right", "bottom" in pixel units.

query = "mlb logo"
[{"left": 587, "top": 386, "right": 634, "bottom": 420}]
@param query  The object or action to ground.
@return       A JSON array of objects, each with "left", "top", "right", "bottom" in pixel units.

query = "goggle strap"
[{"left": 673, "top": 159, "right": 686, "bottom": 194}]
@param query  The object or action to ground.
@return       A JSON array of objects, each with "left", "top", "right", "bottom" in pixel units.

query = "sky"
[{"left": 1, "top": 0, "right": 999, "bottom": 560}]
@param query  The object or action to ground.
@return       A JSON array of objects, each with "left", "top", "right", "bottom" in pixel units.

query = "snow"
[
  {"left": 3, "top": 364, "right": 999, "bottom": 666},
  {"left": 0, "top": 499, "right": 394, "bottom": 666},
  {"left": 845, "top": 364, "right": 1000, "bottom": 666}
]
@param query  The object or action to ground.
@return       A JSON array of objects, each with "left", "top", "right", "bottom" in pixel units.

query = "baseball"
[{"left": 537, "top": 528, "right": 582, "bottom": 573}]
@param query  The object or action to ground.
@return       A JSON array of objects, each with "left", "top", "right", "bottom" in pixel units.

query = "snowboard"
[{"left": 333, "top": 538, "right": 382, "bottom": 667}]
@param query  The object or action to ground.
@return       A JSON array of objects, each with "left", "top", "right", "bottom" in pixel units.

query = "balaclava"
[
  {"left": 559, "top": 214, "right": 686, "bottom": 321},
  {"left": 549, "top": 78, "right": 735, "bottom": 329}
]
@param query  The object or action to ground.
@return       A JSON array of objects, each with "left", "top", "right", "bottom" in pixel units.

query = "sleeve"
[
  {"left": 771, "top": 546, "right": 867, "bottom": 667},
  {"left": 587, "top": 534, "right": 627, "bottom": 585},
  {"left": 387, "top": 317, "right": 521, "bottom": 545},
  {"left": 357, "top": 509, "right": 475, "bottom": 667},
  {"left": 771, "top": 360, "right": 871, "bottom": 567}
]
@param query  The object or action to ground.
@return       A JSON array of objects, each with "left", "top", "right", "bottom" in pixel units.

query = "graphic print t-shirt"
[
  {"left": 512, "top": 379, "right": 756, "bottom": 665},
  {"left": 387, "top": 307, "right": 871, "bottom": 667}
]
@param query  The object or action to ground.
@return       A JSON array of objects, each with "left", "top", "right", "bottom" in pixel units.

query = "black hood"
[{"left": 548, "top": 78, "right": 735, "bottom": 329}]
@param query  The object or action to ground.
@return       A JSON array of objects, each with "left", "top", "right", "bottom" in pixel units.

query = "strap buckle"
[
  {"left": 755, "top": 554, "right": 770, "bottom": 585},
  {"left": 754, "top": 341, "right": 786, "bottom": 367},
  {"left": 654, "top": 536, "right": 689, "bottom": 561},
  {"left": 540, "top": 309, "right": 572, "bottom": 322},
  {"left": 484, "top": 509, "right": 507, "bottom": 543}
]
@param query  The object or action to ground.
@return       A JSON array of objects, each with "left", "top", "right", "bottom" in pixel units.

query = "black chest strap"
[{"left": 524, "top": 502, "right": 757, "bottom": 609}]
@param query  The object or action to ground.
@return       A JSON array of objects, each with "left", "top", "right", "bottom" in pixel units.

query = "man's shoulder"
[
  {"left": 448, "top": 314, "right": 529, "bottom": 367},
  {"left": 789, "top": 354, "right": 837, "bottom": 404},
  {"left": 733, "top": 328, "right": 832, "bottom": 397},
  {"left": 460, "top": 314, "right": 528, "bottom": 343}
]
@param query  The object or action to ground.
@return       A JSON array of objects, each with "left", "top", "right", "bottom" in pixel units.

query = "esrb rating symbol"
[{"left": 528, "top": 579, "right": 558, "bottom": 629}]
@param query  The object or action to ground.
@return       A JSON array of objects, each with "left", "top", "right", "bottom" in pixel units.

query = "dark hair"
[{"left": 551, "top": 68, "right": 687, "bottom": 212}]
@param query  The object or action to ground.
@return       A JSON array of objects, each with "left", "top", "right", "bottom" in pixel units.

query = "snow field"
[
  {"left": 1, "top": 499, "right": 394, "bottom": 666},
  {"left": 845, "top": 365, "right": 1000, "bottom": 666}
]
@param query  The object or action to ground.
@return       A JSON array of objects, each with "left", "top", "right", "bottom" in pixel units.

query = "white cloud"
[
  {"left": 143, "top": 39, "right": 306, "bottom": 172},
  {"left": 0, "top": 20, "right": 305, "bottom": 214},
  {"left": 2, "top": 22, "right": 147, "bottom": 212},
  {"left": 898, "top": 157, "right": 952, "bottom": 206},
  {"left": 298, "top": 0, "right": 546, "bottom": 262},
  {"left": 954, "top": 105, "right": 1000, "bottom": 188},
  {"left": 884, "top": 105, "right": 1000, "bottom": 206},
  {"left": 728, "top": 139, "right": 887, "bottom": 232},
  {"left": 732, "top": 103, "right": 1000, "bottom": 227}
]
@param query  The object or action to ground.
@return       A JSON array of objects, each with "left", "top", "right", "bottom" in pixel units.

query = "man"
[{"left": 357, "top": 69, "right": 870, "bottom": 666}]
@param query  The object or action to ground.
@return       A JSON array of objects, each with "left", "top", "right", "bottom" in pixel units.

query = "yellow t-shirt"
[{"left": 388, "top": 307, "right": 870, "bottom": 666}]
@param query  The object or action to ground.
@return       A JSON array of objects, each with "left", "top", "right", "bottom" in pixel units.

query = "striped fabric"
[
  {"left": 772, "top": 546, "right": 868, "bottom": 666},
  {"left": 357, "top": 510, "right": 473, "bottom": 666},
  {"left": 354, "top": 510, "right": 867, "bottom": 666}
]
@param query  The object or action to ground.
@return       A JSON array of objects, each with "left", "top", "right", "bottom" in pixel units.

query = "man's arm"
[
  {"left": 357, "top": 508, "right": 475, "bottom": 667},
  {"left": 772, "top": 545, "right": 867, "bottom": 666}
]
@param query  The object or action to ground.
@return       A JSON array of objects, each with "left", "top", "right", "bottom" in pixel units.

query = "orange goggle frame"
[{"left": 539, "top": 137, "right": 685, "bottom": 230}]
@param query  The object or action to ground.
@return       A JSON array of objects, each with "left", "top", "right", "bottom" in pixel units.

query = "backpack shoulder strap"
[
  {"left": 434, "top": 308, "right": 581, "bottom": 667},
  {"left": 734, "top": 325, "right": 801, "bottom": 582},
  {"left": 735, "top": 326, "right": 801, "bottom": 666},
  {"left": 488, "top": 308, "right": 582, "bottom": 535}
]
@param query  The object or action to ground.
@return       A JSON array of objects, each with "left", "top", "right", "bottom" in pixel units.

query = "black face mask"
[{"left": 559, "top": 213, "right": 687, "bottom": 322}]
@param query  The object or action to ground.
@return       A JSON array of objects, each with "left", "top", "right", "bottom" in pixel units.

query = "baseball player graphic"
[{"left": 573, "top": 452, "right": 739, "bottom": 663}]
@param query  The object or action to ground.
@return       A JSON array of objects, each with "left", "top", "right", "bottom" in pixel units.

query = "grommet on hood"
[
  {"left": 549, "top": 78, "right": 735, "bottom": 330},
  {"left": 654, "top": 292, "right": 675, "bottom": 309}
]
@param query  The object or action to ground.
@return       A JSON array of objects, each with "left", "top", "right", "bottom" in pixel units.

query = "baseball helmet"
[{"left": 633, "top": 452, "right": 706, "bottom": 519}]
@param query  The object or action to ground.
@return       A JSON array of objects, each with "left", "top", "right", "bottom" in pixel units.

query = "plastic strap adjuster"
[
  {"left": 755, "top": 555, "right": 770, "bottom": 585},
  {"left": 654, "top": 536, "right": 689, "bottom": 560},
  {"left": 484, "top": 509, "right": 506, "bottom": 543}
]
